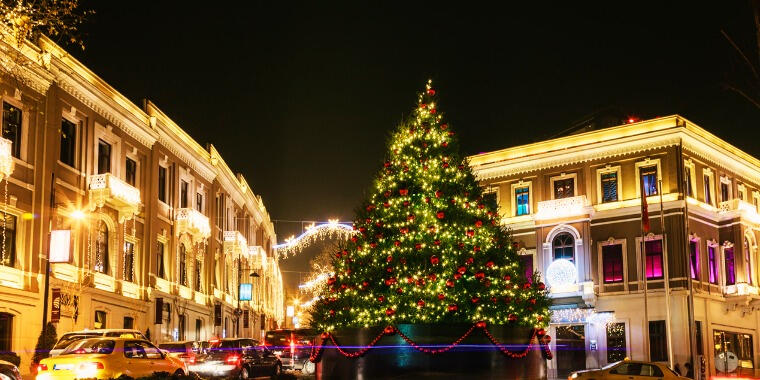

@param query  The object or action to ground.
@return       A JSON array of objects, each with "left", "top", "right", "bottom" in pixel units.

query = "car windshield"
[
  {"left": 209, "top": 340, "right": 239, "bottom": 351},
  {"left": 265, "top": 331, "right": 290, "bottom": 347},
  {"left": 158, "top": 343, "right": 188, "bottom": 353},
  {"left": 53, "top": 334, "right": 99, "bottom": 350},
  {"left": 104, "top": 331, "right": 143, "bottom": 339},
  {"left": 62, "top": 339, "right": 115, "bottom": 355}
]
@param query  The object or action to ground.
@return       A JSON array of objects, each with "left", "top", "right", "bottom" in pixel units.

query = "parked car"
[
  {"left": 569, "top": 359, "right": 688, "bottom": 380},
  {"left": 36, "top": 337, "right": 186, "bottom": 380},
  {"left": 264, "top": 329, "right": 317, "bottom": 374},
  {"left": 0, "top": 360, "right": 21, "bottom": 380},
  {"left": 50, "top": 329, "right": 147, "bottom": 357},
  {"left": 158, "top": 341, "right": 197, "bottom": 364},
  {"left": 188, "top": 338, "right": 281, "bottom": 379}
]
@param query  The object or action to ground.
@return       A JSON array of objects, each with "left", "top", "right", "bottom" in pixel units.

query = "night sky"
[{"left": 72, "top": 2, "right": 760, "bottom": 290}]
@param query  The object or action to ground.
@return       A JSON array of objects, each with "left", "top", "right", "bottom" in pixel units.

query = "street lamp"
[{"left": 236, "top": 265, "right": 260, "bottom": 336}]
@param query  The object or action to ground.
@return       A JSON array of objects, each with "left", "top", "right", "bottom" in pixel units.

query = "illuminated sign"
[
  {"left": 239, "top": 283, "right": 252, "bottom": 301},
  {"left": 286, "top": 305, "right": 295, "bottom": 317},
  {"left": 50, "top": 230, "right": 72, "bottom": 263}
]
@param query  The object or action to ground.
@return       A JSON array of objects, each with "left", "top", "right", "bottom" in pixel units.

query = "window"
[
  {"left": 606, "top": 322, "right": 626, "bottom": 363},
  {"left": 483, "top": 188, "right": 498, "bottom": 209},
  {"left": 124, "top": 241, "right": 134, "bottom": 282},
  {"left": 2, "top": 102, "right": 21, "bottom": 158},
  {"left": 196, "top": 193, "right": 203, "bottom": 212},
  {"left": 157, "top": 241, "right": 165, "bottom": 279},
  {"left": 0, "top": 313, "right": 10, "bottom": 352},
  {"left": 601, "top": 172, "right": 618, "bottom": 203},
  {"left": 180, "top": 180, "right": 189, "bottom": 208},
  {"left": 745, "top": 238, "right": 753, "bottom": 285},
  {"left": 179, "top": 244, "right": 187, "bottom": 286},
  {"left": 725, "top": 247, "right": 736, "bottom": 286},
  {"left": 708, "top": 245, "right": 719, "bottom": 284},
  {"left": 553, "top": 178, "right": 574, "bottom": 199},
  {"left": 640, "top": 166, "right": 658, "bottom": 197},
  {"left": 515, "top": 186, "right": 529, "bottom": 216},
  {"left": 519, "top": 254, "right": 533, "bottom": 281},
  {"left": 97, "top": 139, "right": 111, "bottom": 174},
  {"left": 685, "top": 166, "right": 693, "bottom": 197},
  {"left": 123, "top": 316, "right": 134, "bottom": 329},
  {"left": 553, "top": 233, "right": 574, "bottom": 262},
  {"left": 194, "top": 258, "right": 202, "bottom": 292},
  {"left": 695, "top": 321, "right": 704, "bottom": 355},
  {"left": 714, "top": 330, "right": 754, "bottom": 372},
  {"left": 690, "top": 240, "right": 699, "bottom": 280},
  {"left": 94, "top": 220, "right": 109, "bottom": 274},
  {"left": 125, "top": 158, "right": 136, "bottom": 186},
  {"left": 158, "top": 166, "right": 167, "bottom": 203},
  {"left": 243, "top": 310, "right": 249, "bottom": 328},
  {"left": 645, "top": 239, "right": 664, "bottom": 280},
  {"left": 602, "top": 244, "right": 624, "bottom": 283},
  {"left": 704, "top": 174, "right": 713, "bottom": 205},
  {"left": 94, "top": 310, "right": 107, "bottom": 329},
  {"left": 60, "top": 118, "right": 77, "bottom": 167},
  {"left": 721, "top": 181, "right": 730, "bottom": 202},
  {"left": 178, "top": 314, "right": 186, "bottom": 340},
  {"left": 649, "top": 320, "right": 668, "bottom": 362},
  {"left": 195, "top": 319, "right": 202, "bottom": 341},
  {"left": 0, "top": 214, "right": 16, "bottom": 267}
]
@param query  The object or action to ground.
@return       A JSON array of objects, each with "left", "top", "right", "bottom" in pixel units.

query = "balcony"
[
  {"left": 0, "top": 265, "right": 23, "bottom": 289},
  {"left": 719, "top": 199, "right": 760, "bottom": 224},
  {"left": 175, "top": 208, "right": 211, "bottom": 243},
  {"left": 88, "top": 173, "right": 141, "bottom": 222},
  {"left": 224, "top": 231, "right": 247, "bottom": 256},
  {"left": 535, "top": 195, "right": 592, "bottom": 221},
  {"left": 0, "top": 137, "right": 14, "bottom": 182}
]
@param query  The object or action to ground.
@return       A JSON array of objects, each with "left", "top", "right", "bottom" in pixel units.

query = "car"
[
  {"left": 0, "top": 360, "right": 21, "bottom": 380},
  {"left": 264, "top": 329, "right": 317, "bottom": 374},
  {"left": 49, "top": 329, "right": 148, "bottom": 357},
  {"left": 569, "top": 360, "right": 689, "bottom": 380},
  {"left": 188, "top": 338, "right": 281, "bottom": 379},
  {"left": 36, "top": 337, "right": 186, "bottom": 380},
  {"left": 158, "top": 341, "right": 198, "bottom": 365}
]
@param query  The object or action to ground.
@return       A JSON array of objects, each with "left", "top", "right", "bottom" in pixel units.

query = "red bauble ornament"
[
  {"left": 366, "top": 204, "right": 376, "bottom": 211},
  {"left": 415, "top": 243, "right": 422, "bottom": 250},
  {"left": 473, "top": 246, "right": 481, "bottom": 252},
  {"left": 386, "top": 267, "right": 393, "bottom": 273},
  {"left": 476, "top": 321, "right": 487, "bottom": 329},
  {"left": 537, "top": 282, "right": 546, "bottom": 290},
  {"left": 384, "top": 326, "right": 396, "bottom": 335},
  {"left": 417, "top": 299, "right": 426, "bottom": 307},
  {"left": 486, "top": 261, "right": 494, "bottom": 268},
  {"left": 437, "top": 293, "right": 445, "bottom": 300},
  {"left": 425, "top": 197, "right": 431, "bottom": 203},
  {"left": 394, "top": 240, "right": 401, "bottom": 247},
  {"left": 385, "top": 308, "right": 395, "bottom": 316},
  {"left": 430, "top": 108, "right": 437, "bottom": 114},
  {"left": 450, "top": 198, "right": 456, "bottom": 205},
  {"left": 435, "top": 190, "right": 443, "bottom": 198},
  {"left": 383, "top": 161, "right": 390, "bottom": 168},
  {"left": 407, "top": 214, "right": 415, "bottom": 221},
  {"left": 505, "top": 296, "right": 513, "bottom": 304},
  {"left": 416, "top": 278, "right": 425, "bottom": 286},
  {"left": 436, "top": 211, "right": 445, "bottom": 219},
  {"left": 420, "top": 103, "right": 427, "bottom": 109},
  {"left": 457, "top": 266, "right": 467, "bottom": 274},
  {"left": 442, "top": 162, "right": 449, "bottom": 168},
  {"left": 466, "top": 257, "right": 474, "bottom": 265},
  {"left": 396, "top": 287, "right": 404, "bottom": 294},
  {"left": 403, "top": 200, "right": 410, "bottom": 207},
  {"left": 466, "top": 230, "right": 474, "bottom": 237},
  {"left": 384, "top": 191, "right": 391, "bottom": 198},
  {"left": 329, "top": 310, "right": 335, "bottom": 316},
  {"left": 321, "top": 332, "right": 330, "bottom": 339},
  {"left": 503, "top": 275, "right": 511, "bottom": 282},
  {"left": 458, "top": 242, "right": 465, "bottom": 248},
  {"left": 370, "top": 242, "right": 377, "bottom": 248},
  {"left": 378, "top": 296, "right": 385, "bottom": 302},
  {"left": 475, "top": 271, "right": 485, "bottom": 280},
  {"left": 383, "top": 202, "right": 390, "bottom": 208},
  {"left": 430, "top": 255, "right": 439, "bottom": 265},
  {"left": 362, "top": 281, "right": 369, "bottom": 287},
  {"left": 399, "top": 188, "right": 408, "bottom": 196},
  {"left": 340, "top": 284, "right": 347, "bottom": 290},
  {"left": 384, "top": 278, "right": 393, "bottom": 286},
  {"left": 448, "top": 131, "right": 455, "bottom": 136},
  {"left": 508, "top": 314, "right": 518, "bottom": 322},
  {"left": 537, "top": 328, "right": 546, "bottom": 337},
  {"left": 350, "top": 236, "right": 358, "bottom": 243},
  {"left": 400, "top": 258, "right": 407, "bottom": 264},
  {"left": 529, "top": 298, "right": 536, "bottom": 305},
  {"left": 447, "top": 304, "right": 458, "bottom": 312},
  {"left": 523, "top": 282, "right": 532, "bottom": 289},
  {"left": 453, "top": 273, "right": 462, "bottom": 280},
  {"left": 446, "top": 279, "right": 455, "bottom": 287},
  {"left": 406, "top": 276, "right": 415, "bottom": 284},
  {"left": 441, "top": 124, "right": 448, "bottom": 130},
  {"left": 386, "top": 255, "right": 393, "bottom": 263},
  {"left": 428, "top": 273, "right": 437, "bottom": 281},
  {"left": 327, "top": 277, "right": 337, "bottom": 285},
  {"left": 442, "top": 141, "right": 448, "bottom": 147},
  {"left": 400, "top": 227, "right": 409, "bottom": 234},
  {"left": 484, "top": 279, "right": 491, "bottom": 287},
  {"left": 427, "top": 89, "right": 436, "bottom": 96},
  {"left": 490, "top": 297, "right": 499, "bottom": 303},
  {"left": 475, "top": 220, "right": 483, "bottom": 228},
  {"left": 434, "top": 239, "right": 441, "bottom": 246},
  {"left": 471, "top": 297, "right": 480, "bottom": 304}
]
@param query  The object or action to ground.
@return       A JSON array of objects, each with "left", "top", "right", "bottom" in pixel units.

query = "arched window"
[
  {"left": 553, "top": 233, "right": 574, "bottom": 262},
  {"left": 94, "top": 220, "right": 109, "bottom": 274},
  {"left": 179, "top": 244, "right": 187, "bottom": 286},
  {"left": 745, "top": 237, "right": 753, "bottom": 285}
]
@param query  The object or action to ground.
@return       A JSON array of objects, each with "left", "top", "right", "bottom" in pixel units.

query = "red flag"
[{"left": 641, "top": 177, "right": 650, "bottom": 233}]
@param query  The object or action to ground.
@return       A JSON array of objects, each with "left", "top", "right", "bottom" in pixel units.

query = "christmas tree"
[{"left": 311, "top": 80, "right": 550, "bottom": 331}]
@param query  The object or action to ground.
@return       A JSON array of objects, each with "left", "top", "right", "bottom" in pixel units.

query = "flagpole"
[
  {"left": 679, "top": 138, "right": 699, "bottom": 379},
  {"left": 660, "top": 178, "right": 674, "bottom": 368},
  {"left": 641, "top": 175, "right": 651, "bottom": 361}
]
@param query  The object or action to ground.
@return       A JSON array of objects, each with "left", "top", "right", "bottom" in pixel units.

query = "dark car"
[
  {"left": 0, "top": 359, "right": 21, "bottom": 380},
  {"left": 158, "top": 341, "right": 198, "bottom": 365},
  {"left": 187, "top": 338, "right": 281, "bottom": 379},
  {"left": 264, "top": 329, "right": 317, "bottom": 374}
]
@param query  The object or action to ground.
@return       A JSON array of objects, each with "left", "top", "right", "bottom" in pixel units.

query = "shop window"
[
  {"left": 519, "top": 254, "right": 533, "bottom": 282},
  {"left": 602, "top": 244, "right": 624, "bottom": 283},
  {"left": 124, "top": 242, "right": 134, "bottom": 282},
  {"left": 60, "top": 118, "right": 77, "bottom": 168},
  {"left": 640, "top": 166, "right": 658, "bottom": 197},
  {"left": 649, "top": 320, "right": 668, "bottom": 362},
  {"left": 158, "top": 166, "right": 167, "bottom": 203},
  {"left": 94, "top": 220, "right": 109, "bottom": 274},
  {"left": 94, "top": 310, "right": 107, "bottom": 329},
  {"left": 125, "top": 158, "right": 136, "bottom": 186},
  {"left": 553, "top": 178, "right": 574, "bottom": 199},
  {"left": 606, "top": 322, "right": 626, "bottom": 363},
  {"left": 157, "top": 241, "right": 165, "bottom": 279},
  {"left": 725, "top": 247, "right": 736, "bottom": 286},
  {"left": 179, "top": 244, "right": 187, "bottom": 287},
  {"left": 97, "top": 139, "right": 111, "bottom": 174},
  {"left": 601, "top": 172, "right": 618, "bottom": 203},
  {"left": 2, "top": 102, "right": 21, "bottom": 158},
  {"left": 714, "top": 330, "right": 754, "bottom": 373},
  {"left": 645, "top": 240, "right": 663, "bottom": 280},
  {"left": 690, "top": 240, "right": 699, "bottom": 280},
  {"left": 553, "top": 233, "right": 574, "bottom": 262},
  {"left": 123, "top": 316, "right": 134, "bottom": 329},
  {"left": 515, "top": 186, "right": 529, "bottom": 216},
  {"left": 0, "top": 214, "right": 16, "bottom": 267},
  {"left": 0, "top": 313, "right": 11, "bottom": 352}
]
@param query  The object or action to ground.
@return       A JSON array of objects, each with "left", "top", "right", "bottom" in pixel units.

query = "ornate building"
[
  {"left": 470, "top": 116, "right": 760, "bottom": 378},
  {"left": 0, "top": 31, "right": 284, "bottom": 372}
]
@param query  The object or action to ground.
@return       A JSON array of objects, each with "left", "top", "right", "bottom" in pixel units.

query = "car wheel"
[
  {"left": 270, "top": 363, "right": 281, "bottom": 379},
  {"left": 302, "top": 360, "right": 315, "bottom": 374},
  {"left": 238, "top": 366, "right": 249, "bottom": 380},
  {"left": 172, "top": 369, "right": 185, "bottom": 379}
]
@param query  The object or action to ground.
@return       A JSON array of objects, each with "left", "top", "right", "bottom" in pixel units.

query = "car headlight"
[{"left": 570, "top": 373, "right": 579, "bottom": 379}]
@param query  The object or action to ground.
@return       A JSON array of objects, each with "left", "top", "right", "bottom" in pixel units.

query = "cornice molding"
[
  {"left": 0, "top": 40, "right": 54, "bottom": 95},
  {"left": 155, "top": 128, "right": 216, "bottom": 183}
]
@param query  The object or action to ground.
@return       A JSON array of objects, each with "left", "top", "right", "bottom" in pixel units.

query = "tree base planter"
[{"left": 312, "top": 324, "right": 551, "bottom": 380}]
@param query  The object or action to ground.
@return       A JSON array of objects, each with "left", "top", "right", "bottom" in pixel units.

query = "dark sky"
[{"left": 72, "top": 2, "right": 760, "bottom": 289}]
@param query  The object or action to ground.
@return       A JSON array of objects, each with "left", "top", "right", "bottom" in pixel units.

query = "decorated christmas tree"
[{"left": 311, "top": 80, "right": 550, "bottom": 331}]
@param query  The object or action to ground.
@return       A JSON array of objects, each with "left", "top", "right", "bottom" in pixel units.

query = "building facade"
[
  {"left": 0, "top": 32, "right": 284, "bottom": 372},
  {"left": 470, "top": 116, "right": 760, "bottom": 378}
]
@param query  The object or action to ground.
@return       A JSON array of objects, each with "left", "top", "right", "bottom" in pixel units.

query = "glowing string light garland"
[{"left": 274, "top": 220, "right": 356, "bottom": 258}]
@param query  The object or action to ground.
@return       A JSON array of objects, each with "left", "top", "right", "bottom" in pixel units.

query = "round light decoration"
[{"left": 545, "top": 259, "right": 577, "bottom": 289}]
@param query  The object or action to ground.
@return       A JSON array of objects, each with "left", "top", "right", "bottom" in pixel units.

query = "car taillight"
[
  {"left": 37, "top": 364, "right": 48, "bottom": 372},
  {"left": 78, "top": 362, "right": 105, "bottom": 371},
  {"left": 225, "top": 354, "right": 241, "bottom": 366},
  {"left": 179, "top": 354, "right": 195, "bottom": 364}
]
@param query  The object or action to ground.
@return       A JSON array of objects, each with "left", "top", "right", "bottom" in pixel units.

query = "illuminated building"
[
  {"left": 0, "top": 31, "right": 283, "bottom": 372},
  {"left": 470, "top": 116, "right": 760, "bottom": 378}
]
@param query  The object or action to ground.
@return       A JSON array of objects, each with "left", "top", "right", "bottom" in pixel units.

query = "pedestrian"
[
  {"left": 685, "top": 362, "right": 693, "bottom": 378},
  {"left": 674, "top": 363, "right": 682, "bottom": 376}
]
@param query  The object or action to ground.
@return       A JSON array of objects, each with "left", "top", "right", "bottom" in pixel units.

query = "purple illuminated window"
[
  {"left": 745, "top": 238, "right": 752, "bottom": 285},
  {"left": 520, "top": 254, "right": 533, "bottom": 282},
  {"left": 725, "top": 247, "right": 736, "bottom": 286},
  {"left": 645, "top": 240, "right": 663, "bottom": 280},
  {"left": 708, "top": 246, "right": 718, "bottom": 284},
  {"left": 690, "top": 241, "right": 699, "bottom": 280},
  {"left": 602, "top": 244, "right": 624, "bottom": 283}
]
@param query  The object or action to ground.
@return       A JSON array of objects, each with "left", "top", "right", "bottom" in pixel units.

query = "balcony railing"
[
  {"left": 535, "top": 195, "right": 591, "bottom": 220},
  {"left": 0, "top": 137, "right": 14, "bottom": 182},
  {"left": 175, "top": 208, "right": 211, "bottom": 243},
  {"left": 224, "top": 231, "right": 248, "bottom": 256},
  {"left": 719, "top": 199, "right": 760, "bottom": 224},
  {"left": 88, "top": 173, "right": 141, "bottom": 222}
]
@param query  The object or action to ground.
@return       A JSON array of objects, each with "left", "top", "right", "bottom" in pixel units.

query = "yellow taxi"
[
  {"left": 569, "top": 360, "right": 689, "bottom": 380},
  {"left": 36, "top": 337, "right": 187, "bottom": 380}
]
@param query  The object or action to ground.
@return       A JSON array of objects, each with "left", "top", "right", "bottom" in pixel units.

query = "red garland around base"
[{"left": 309, "top": 322, "right": 553, "bottom": 363}]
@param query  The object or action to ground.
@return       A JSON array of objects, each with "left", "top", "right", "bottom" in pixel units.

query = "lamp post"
[{"left": 236, "top": 261, "right": 259, "bottom": 337}]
